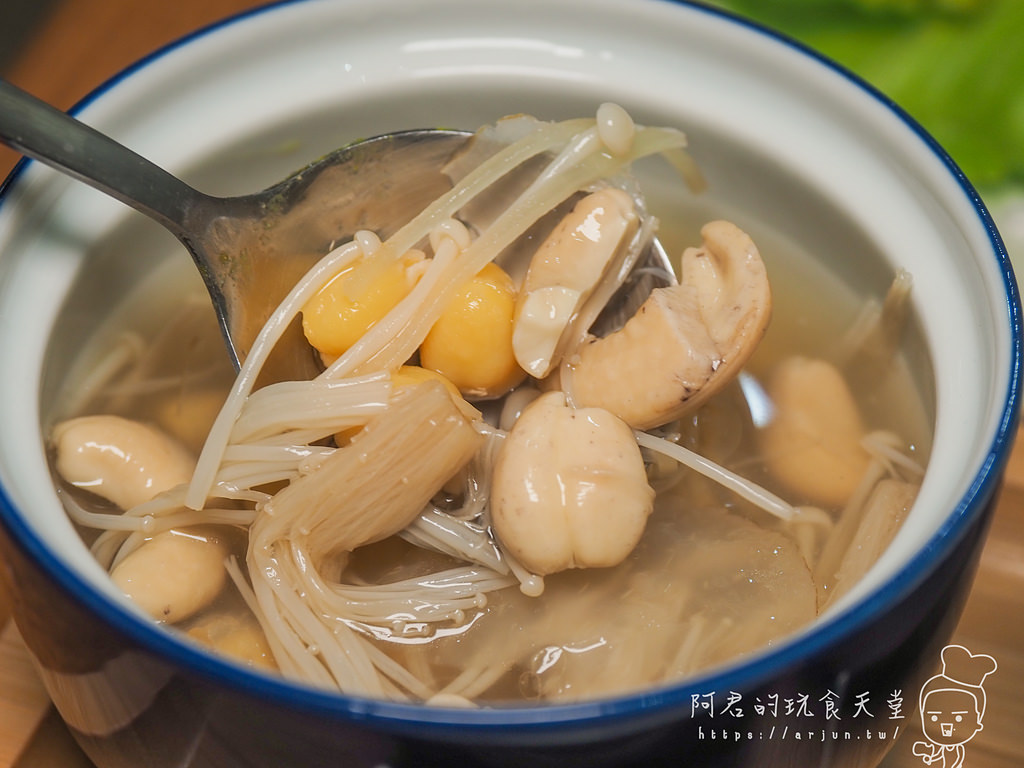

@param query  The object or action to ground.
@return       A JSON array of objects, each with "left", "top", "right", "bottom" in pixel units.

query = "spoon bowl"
[{"left": 1, "top": 79, "right": 472, "bottom": 379}]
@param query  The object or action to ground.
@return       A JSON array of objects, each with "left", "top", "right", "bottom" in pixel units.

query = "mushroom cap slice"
[
  {"left": 491, "top": 391, "right": 654, "bottom": 576},
  {"left": 513, "top": 188, "right": 639, "bottom": 378}
]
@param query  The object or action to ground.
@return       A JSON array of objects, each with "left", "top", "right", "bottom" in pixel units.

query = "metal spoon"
[{"left": 0, "top": 78, "right": 470, "bottom": 381}]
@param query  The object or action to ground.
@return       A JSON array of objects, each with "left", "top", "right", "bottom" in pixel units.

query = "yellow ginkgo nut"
[
  {"left": 301, "top": 252, "right": 423, "bottom": 357},
  {"left": 421, "top": 262, "right": 525, "bottom": 399}
]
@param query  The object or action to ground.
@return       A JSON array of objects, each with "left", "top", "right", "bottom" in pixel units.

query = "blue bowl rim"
[{"left": 0, "top": 0, "right": 1020, "bottom": 735}]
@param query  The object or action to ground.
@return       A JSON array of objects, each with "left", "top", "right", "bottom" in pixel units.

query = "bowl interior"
[{"left": 0, "top": 0, "right": 1016, "bottom": 710}]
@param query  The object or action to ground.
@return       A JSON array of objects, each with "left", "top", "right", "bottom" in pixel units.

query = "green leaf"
[{"left": 711, "top": 0, "right": 1024, "bottom": 188}]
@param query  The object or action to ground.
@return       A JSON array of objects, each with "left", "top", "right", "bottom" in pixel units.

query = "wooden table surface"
[{"left": 1, "top": 2, "right": 1022, "bottom": 766}]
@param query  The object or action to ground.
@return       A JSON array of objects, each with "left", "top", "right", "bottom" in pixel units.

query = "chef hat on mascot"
[{"left": 918, "top": 644, "right": 997, "bottom": 720}]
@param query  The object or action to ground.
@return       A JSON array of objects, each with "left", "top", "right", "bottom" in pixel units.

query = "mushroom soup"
[{"left": 44, "top": 111, "right": 932, "bottom": 704}]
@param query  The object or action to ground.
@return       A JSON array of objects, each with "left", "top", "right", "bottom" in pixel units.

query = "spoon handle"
[{"left": 0, "top": 79, "right": 203, "bottom": 238}]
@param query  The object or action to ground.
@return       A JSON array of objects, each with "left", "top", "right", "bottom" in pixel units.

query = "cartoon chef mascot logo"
[{"left": 912, "top": 644, "right": 997, "bottom": 767}]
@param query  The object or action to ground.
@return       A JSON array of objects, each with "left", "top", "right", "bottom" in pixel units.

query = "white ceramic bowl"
[{"left": 0, "top": 1, "right": 1018, "bottom": 766}]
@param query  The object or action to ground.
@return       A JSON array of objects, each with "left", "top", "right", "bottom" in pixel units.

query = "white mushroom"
[
  {"left": 110, "top": 529, "right": 227, "bottom": 624},
  {"left": 570, "top": 220, "right": 771, "bottom": 430},
  {"left": 759, "top": 355, "right": 871, "bottom": 508},
  {"left": 154, "top": 386, "right": 227, "bottom": 454},
  {"left": 513, "top": 188, "right": 639, "bottom": 378},
  {"left": 52, "top": 414, "right": 196, "bottom": 510},
  {"left": 491, "top": 390, "right": 655, "bottom": 576},
  {"left": 187, "top": 612, "right": 277, "bottom": 669}
]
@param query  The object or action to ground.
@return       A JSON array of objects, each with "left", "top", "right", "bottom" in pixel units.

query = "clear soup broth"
[{"left": 41, "top": 114, "right": 933, "bottom": 705}]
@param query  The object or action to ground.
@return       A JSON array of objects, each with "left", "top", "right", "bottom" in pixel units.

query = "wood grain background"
[{"left": 1, "top": 2, "right": 1021, "bottom": 766}]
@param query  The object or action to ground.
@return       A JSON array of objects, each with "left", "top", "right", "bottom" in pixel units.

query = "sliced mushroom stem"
[{"left": 570, "top": 220, "right": 772, "bottom": 430}]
